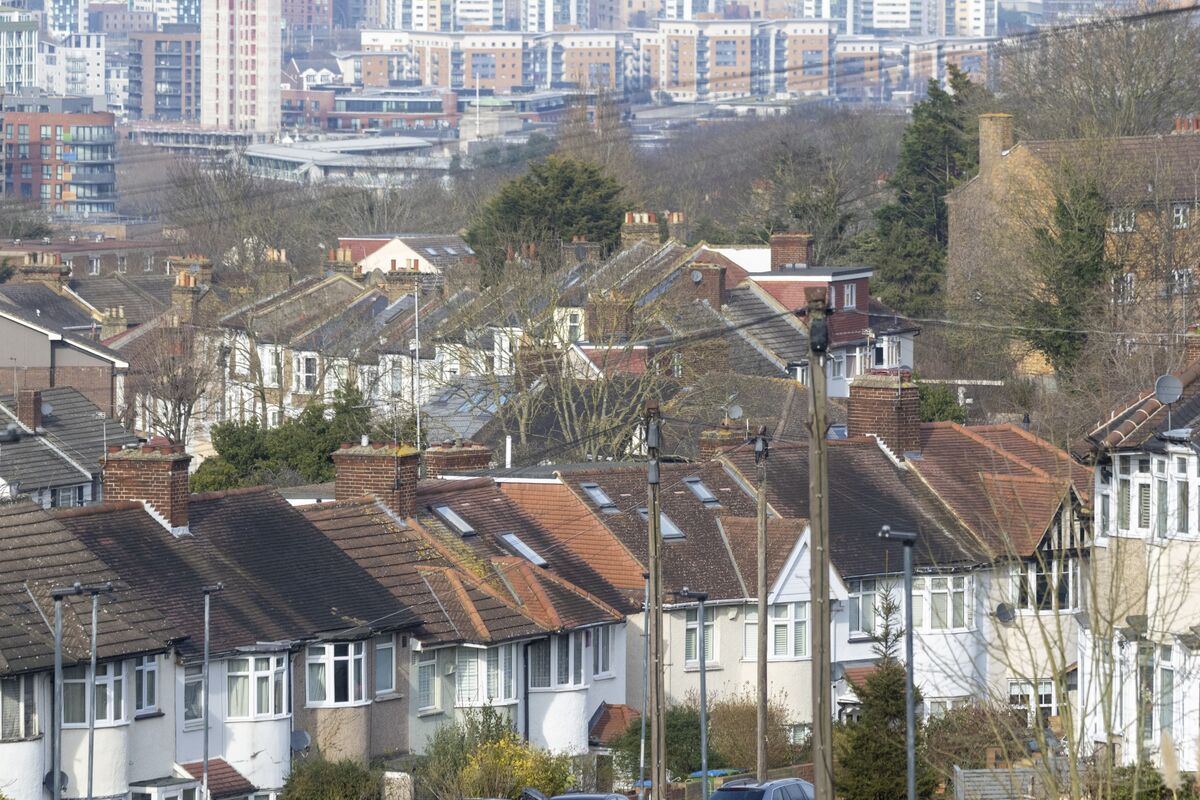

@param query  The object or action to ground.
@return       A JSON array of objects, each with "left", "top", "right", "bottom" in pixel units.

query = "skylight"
[
  {"left": 424, "top": 247, "right": 439, "bottom": 256},
  {"left": 432, "top": 504, "right": 475, "bottom": 536},
  {"left": 684, "top": 477, "right": 720, "bottom": 508},
  {"left": 501, "top": 532, "right": 548, "bottom": 567},
  {"left": 581, "top": 482, "right": 618, "bottom": 513},
  {"left": 638, "top": 508, "right": 685, "bottom": 539}
]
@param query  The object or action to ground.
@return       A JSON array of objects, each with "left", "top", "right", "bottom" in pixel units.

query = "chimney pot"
[
  {"left": 424, "top": 440, "right": 493, "bottom": 478},
  {"left": 332, "top": 442, "right": 421, "bottom": 516}
]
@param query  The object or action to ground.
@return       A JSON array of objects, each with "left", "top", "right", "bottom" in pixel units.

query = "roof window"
[
  {"left": 684, "top": 477, "right": 720, "bottom": 508},
  {"left": 501, "top": 532, "right": 547, "bottom": 567},
  {"left": 432, "top": 504, "right": 475, "bottom": 536},
  {"left": 581, "top": 482, "right": 618, "bottom": 513},
  {"left": 638, "top": 508, "right": 685, "bottom": 539}
]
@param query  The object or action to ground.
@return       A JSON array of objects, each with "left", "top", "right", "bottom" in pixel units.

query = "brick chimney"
[
  {"left": 1184, "top": 323, "right": 1200, "bottom": 365},
  {"left": 424, "top": 440, "right": 493, "bottom": 477},
  {"left": 978, "top": 113, "right": 1014, "bottom": 174},
  {"left": 15, "top": 389, "right": 42, "bottom": 430},
  {"left": 698, "top": 427, "right": 740, "bottom": 461},
  {"left": 684, "top": 263, "right": 726, "bottom": 308},
  {"left": 584, "top": 292, "right": 632, "bottom": 343},
  {"left": 666, "top": 210, "right": 687, "bottom": 242},
  {"left": 332, "top": 440, "right": 421, "bottom": 517},
  {"left": 621, "top": 212, "right": 660, "bottom": 247},
  {"left": 770, "top": 232, "right": 814, "bottom": 270},
  {"left": 171, "top": 271, "right": 201, "bottom": 325},
  {"left": 847, "top": 372, "right": 921, "bottom": 458},
  {"left": 100, "top": 306, "right": 127, "bottom": 339},
  {"left": 102, "top": 439, "right": 193, "bottom": 534}
]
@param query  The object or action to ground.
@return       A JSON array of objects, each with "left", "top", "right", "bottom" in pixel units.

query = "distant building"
[
  {"left": 1, "top": 91, "right": 118, "bottom": 216},
  {"left": 38, "top": 34, "right": 106, "bottom": 106},
  {"left": 0, "top": 7, "right": 38, "bottom": 94},
  {"left": 200, "top": 0, "right": 281, "bottom": 132},
  {"left": 238, "top": 136, "right": 445, "bottom": 185},
  {"left": 128, "top": 25, "right": 201, "bottom": 122},
  {"left": 86, "top": 3, "right": 158, "bottom": 33}
]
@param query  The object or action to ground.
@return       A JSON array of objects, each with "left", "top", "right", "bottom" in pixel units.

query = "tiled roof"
[
  {"left": 55, "top": 488, "right": 419, "bottom": 657},
  {"left": 219, "top": 274, "right": 367, "bottom": 343},
  {"left": 180, "top": 759, "right": 256, "bottom": 798},
  {"left": 719, "top": 516, "right": 806, "bottom": 593},
  {"left": 970, "top": 424, "right": 1091, "bottom": 504},
  {"left": 843, "top": 664, "right": 878, "bottom": 688},
  {"left": 721, "top": 284, "right": 808, "bottom": 364},
  {"left": 69, "top": 275, "right": 173, "bottom": 326},
  {"left": 661, "top": 301, "right": 784, "bottom": 379},
  {"left": 576, "top": 345, "right": 651, "bottom": 376},
  {"left": 0, "top": 501, "right": 176, "bottom": 675},
  {"left": 0, "top": 283, "right": 95, "bottom": 329},
  {"left": 1023, "top": 134, "right": 1200, "bottom": 205},
  {"left": 590, "top": 702, "right": 639, "bottom": 746},
  {"left": 1078, "top": 358, "right": 1200, "bottom": 460}
]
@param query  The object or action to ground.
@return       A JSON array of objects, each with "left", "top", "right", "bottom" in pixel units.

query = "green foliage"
[
  {"left": 1104, "top": 766, "right": 1200, "bottom": 800},
  {"left": 923, "top": 702, "right": 1033, "bottom": 787},
  {"left": 837, "top": 592, "right": 938, "bottom": 800},
  {"left": 209, "top": 419, "right": 269, "bottom": 475},
  {"left": 611, "top": 700, "right": 727, "bottom": 782},
  {"left": 189, "top": 458, "right": 243, "bottom": 493},
  {"left": 1022, "top": 175, "right": 1115, "bottom": 375},
  {"left": 467, "top": 155, "right": 625, "bottom": 280},
  {"left": 874, "top": 67, "right": 984, "bottom": 317},
  {"left": 417, "top": 707, "right": 533, "bottom": 800},
  {"left": 280, "top": 757, "right": 382, "bottom": 800},
  {"left": 917, "top": 382, "right": 967, "bottom": 424}
]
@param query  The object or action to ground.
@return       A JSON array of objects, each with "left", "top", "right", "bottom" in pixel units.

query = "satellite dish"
[
  {"left": 1155, "top": 374, "right": 1183, "bottom": 406},
  {"left": 44, "top": 771, "right": 68, "bottom": 791},
  {"left": 41, "top": 402, "right": 53, "bottom": 417},
  {"left": 727, "top": 405, "right": 743, "bottom": 421},
  {"left": 690, "top": 269, "right": 704, "bottom": 284},
  {"left": 994, "top": 602, "right": 1016, "bottom": 625},
  {"left": 290, "top": 729, "right": 312, "bottom": 751}
]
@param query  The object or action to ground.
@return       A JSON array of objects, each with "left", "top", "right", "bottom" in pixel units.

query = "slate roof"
[
  {"left": 219, "top": 274, "right": 368, "bottom": 344},
  {"left": 55, "top": 487, "right": 420, "bottom": 657},
  {"left": 338, "top": 234, "right": 475, "bottom": 269},
  {"left": 0, "top": 501, "right": 176, "bottom": 676},
  {"left": 721, "top": 284, "right": 808, "bottom": 365},
  {"left": 661, "top": 301, "right": 783, "bottom": 379},
  {"left": 720, "top": 516, "right": 807, "bottom": 593},
  {"left": 70, "top": 275, "right": 174, "bottom": 326},
  {"left": 723, "top": 440, "right": 983, "bottom": 578},
  {"left": 0, "top": 304, "right": 128, "bottom": 366},
  {"left": 180, "top": 760, "right": 256, "bottom": 799},
  {"left": 422, "top": 376, "right": 513, "bottom": 444},
  {"left": 0, "top": 283, "right": 96, "bottom": 330},
  {"left": 0, "top": 386, "right": 138, "bottom": 493}
]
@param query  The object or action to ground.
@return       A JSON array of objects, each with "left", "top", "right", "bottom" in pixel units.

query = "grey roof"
[
  {"left": 0, "top": 387, "right": 138, "bottom": 493},
  {"left": 70, "top": 275, "right": 173, "bottom": 326},
  {"left": 0, "top": 304, "right": 128, "bottom": 366},
  {"left": 721, "top": 284, "right": 809, "bottom": 364},
  {"left": 0, "top": 283, "right": 95, "bottom": 330},
  {"left": 423, "top": 376, "right": 513, "bottom": 443}
]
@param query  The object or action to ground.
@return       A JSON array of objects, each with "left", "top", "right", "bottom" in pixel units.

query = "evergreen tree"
[
  {"left": 1022, "top": 176, "right": 1114, "bottom": 375},
  {"left": 838, "top": 592, "right": 937, "bottom": 800},
  {"left": 874, "top": 67, "right": 983, "bottom": 317}
]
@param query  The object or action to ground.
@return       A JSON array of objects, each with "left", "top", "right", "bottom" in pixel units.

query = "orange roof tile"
[
  {"left": 590, "top": 702, "right": 640, "bottom": 745},
  {"left": 180, "top": 759, "right": 255, "bottom": 799}
]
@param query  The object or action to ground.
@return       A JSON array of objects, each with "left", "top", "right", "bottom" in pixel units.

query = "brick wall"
[
  {"left": 677, "top": 264, "right": 725, "bottom": 309},
  {"left": 15, "top": 389, "right": 41, "bottom": 430},
  {"left": 847, "top": 373, "right": 920, "bottom": 457},
  {"left": 622, "top": 212, "right": 659, "bottom": 247},
  {"left": 770, "top": 232, "right": 814, "bottom": 269},
  {"left": 0, "top": 367, "right": 115, "bottom": 415},
  {"left": 102, "top": 442, "right": 192, "bottom": 530},
  {"left": 332, "top": 442, "right": 421, "bottom": 517},
  {"left": 424, "top": 441, "right": 493, "bottom": 477}
]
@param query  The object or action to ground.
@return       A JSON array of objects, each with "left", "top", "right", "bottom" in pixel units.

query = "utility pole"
[
  {"left": 638, "top": 573, "right": 650, "bottom": 800},
  {"left": 645, "top": 401, "right": 667, "bottom": 800},
  {"left": 754, "top": 425, "right": 769, "bottom": 783},
  {"left": 805, "top": 286, "right": 834, "bottom": 800},
  {"left": 679, "top": 588, "right": 710, "bottom": 800}
]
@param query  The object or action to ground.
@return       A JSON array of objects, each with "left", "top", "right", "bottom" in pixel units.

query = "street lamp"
[
  {"left": 84, "top": 582, "right": 115, "bottom": 800},
  {"left": 50, "top": 582, "right": 84, "bottom": 800},
  {"left": 677, "top": 588, "right": 710, "bottom": 800},
  {"left": 878, "top": 526, "right": 917, "bottom": 800},
  {"left": 201, "top": 583, "right": 224, "bottom": 800}
]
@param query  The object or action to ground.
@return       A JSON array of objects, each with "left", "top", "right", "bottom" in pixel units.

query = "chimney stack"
[
  {"left": 332, "top": 441, "right": 421, "bottom": 517},
  {"left": 686, "top": 263, "right": 726, "bottom": 308},
  {"left": 698, "top": 426, "right": 740, "bottom": 461},
  {"left": 1184, "top": 323, "right": 1200, "bottom": 366},
  {"left": 171, "top": 271, "right": 201, "bottom": 325},
  {"left": 424, "top": 440, "right": 493, "bottom": 478},
  {"left": 770, "top": 232, "right": 813, "bottom": 270},
  {"left": 15, "top": 389, "right": 42, "bottom": 431},
  {"left": 102, "top": 439, "right": 193, "bottom": 534},
  {"left": 847, "top": 372, "right": 921, "bottom": 459},
  {"left": 978, "top": 113, "right": 1014, "bottom": 173},
  {"left": 621, "top": 212, "right": 660, "bottom": 247}
]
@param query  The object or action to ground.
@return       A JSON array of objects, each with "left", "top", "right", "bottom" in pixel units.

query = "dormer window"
[
  {"left": 581, "top": 482, "right": 617, "bottom": 513},
  {"left": 684, "top": 477, "right": 720, "bottom": 508},
  {"left": 432, "top": 504, "right": 475, "bottom": 536},
  {"left": 501, "top": 531, "right": 547, "bottom": 566}
]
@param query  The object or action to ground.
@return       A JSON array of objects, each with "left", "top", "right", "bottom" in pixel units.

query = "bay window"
[
  {"left": 93, "top": 662, "right": 124, "bottom": 724},
  {"left": 685, "top": 608, "right": 715, "bottom": 665},
  {"left": 1011, "top": 557, "right": 1075, "bottom": 612},
  {"left": 1, "top": 674, "right": 38, "bottom": 739},
  {"left": 486, "top": 644, "right": 517, "bottom": 702},
  {"left": 415, "top": 650, "right": 438, "bottom": 711},
  {"left": 306, "top": 643, "right": 365, "bottom": 707},
  {"left": 134, "top": 655, "right": 157, "bottom": 713},
  {"left": 930, "top": 577, "right": 968, "bottom": 629},
  {"left": 456, "top": 644, "right": 518, "bottom": 705},
  {"left": 529, "top": 639, "right": 551, "bottom": 688},
  {"left": 63, "top": 666, "right": 87, "bottom": 725},
  {"left": 553, "top": 633, "right": 584, "bottom": 686},
  {"left": 228, "top": 657, "right": 287, "bottom": 718},
  {"left": 455, "top": 648, "right": 480, "bottom": 706}
]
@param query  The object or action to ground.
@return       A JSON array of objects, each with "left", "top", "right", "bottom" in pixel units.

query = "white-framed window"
[
  {"left": 831, "top": 355, "right": 845, "bottom": 380},
  {"left": 1174, "top": 456, "right": 1190, "bottom": 535},
  {"left": 592, "top": 626, "right": 613, "bottom": 676},
  {"left": 63, "top": 665, "right": 87, "bottom": 725},
  {"left": 554, "top": 632, "right": 584, "bottom": 686},
  {"left": 183, "top": 665, "right": 203, "bottom": 723},
  {"left": 567, "top": 311, "right": 582, "bottom": 343},
  {"left": 486, "top": 644, "right": 517, "bottom": 702},
  {"left": 455, "top": 647, "right": 481, "bottom": 706},
  {"left": 260, "top": 346, "right": 281, "bottom": 387},
  {"left": 1009, "top": 678, "right": 1055, "bottom": 727},
  {"left": 848, "top": 578, "right": 878, "bottom": 636},
  {"left": 1010, "top": 558, "right": 1075, "bottom": 612},
  {"left": 454, "top": 643, "right": 518, "bottom": 704},
  {"left": 88, "top": 256, "right": 100, "bottom": 275},
  {"left": 1160, "top": 645, "right": 1175, "bottom": 739},
  {"left": 414, "top": 649, "right": 438, "bottom": 711},
  {"left": 134, "top": 655, "right": 157, "bottom": 713},
  {"left": 1116, "top": 272, "right": 1136, "bottom": 304},
  {"left": 117, "top": 255, "right": 127, "bottom": 274},
  {"left": 529, "top": 639, "right": 552, "bottom": 688},
  {"left": 685, "top": 608, "right": 715, "bottom": 665},
  {"left": 843, "top": 283, "right": 857, "bottom": 309},
  {"left": 228, "top": 656, "right": 287, "bottom": 719},
  {"left": 49, "top": 485, "right": 85, "bottom": 508},
  {"left": 637, "top": 508, "right": 685, "bottom": 539},
  {"left": 375, "top": 636, "right": 395, "bottom": 696},
  {"left": 1, "top": 674, "right": 38, "bottom": 740},
  {"left": 1172, "top": 269, "right": 1194, "bottom": 295},
  {"left": 773, "top": 601, "right": 808, "bottom": 657},
  {"left": 1173, "top": 203, "right": 1190, "bottom": 230},
  {"left": 64, "top": 661, "right": 125, "bottom": 726},
  {"left": 294, "top": 355, "right": 317, "bottom": 393},
  {"left": 918, "top": 575, "right": 971, "bottom": 629},
  {"left": 1108, "top": 208, "right": 1135, "bottom": 232},
  {"left": 306, "top": 643, "right": 365, "bottom": 707}
]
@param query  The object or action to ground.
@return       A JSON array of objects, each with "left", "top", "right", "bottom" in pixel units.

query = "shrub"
[
  {"left": 923, "top": 701, "right": 1031, "bottom": 786},
  {"left": 610, "top": 699, "right": 727, "bottom": 782},
  {"left": 461, "top": 733, "right": 574, "bottom": 800},
  {"left": 281, "top": 757, "right": 382, "bottom": 800},
  {"left": 189, "top": 457, "right": 242, "bottom": 492},
  {"left": 416, "top": 706, "right": 514, "bottom": 800},
  {"left": 708, "top": 686, "right": 800, "bottom": 771}
]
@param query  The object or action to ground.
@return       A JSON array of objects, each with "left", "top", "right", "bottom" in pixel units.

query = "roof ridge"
[
  {"left": 51, "top": 499, "right": 142, "bottom": 518},
  {"left": 940, "top": 422, "right": 1053, "bottom": 480},
  {"left": 190, "top": 484, "right": 278, "bottom": 502},
  {"left": 522, "top": 562, "right": 626, "bottom": 620}
]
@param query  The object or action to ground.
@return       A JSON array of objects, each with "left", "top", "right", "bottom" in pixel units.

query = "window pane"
[
  {"left": 2, "top": 678, "right": 19, "bottom": 738},
  {"left": 256, "top": 676, "right": 271, "bottom": 715},
  {"left": 307, "top": 663, "right": 326, "bottom": 703},
  {"left": 530, "top": 640, "right": 551, "bottom": 688},
  {"left": 773, "top": 621, "right": 788, "bottom": 657},
  {"left": 376, "top": 644, "right": 394, "bottom": 695},
  {"left": 573, "top": 634, "right": 583, "bottom": 684},
  {"left": 334, "top": 657, "right": 349, "bottom": 703},
  {"left": 932, "top": 592, "right": 949, "bottom": 629},
  {"left": 557, "top": 635, "right": 570, "bottom": 683},
  {"left": 685, "top": 627, "right": 697, "bottom": 662},
  {"left": 487, "top": 648, "right": 500, "bottom": 699},
  {"left": 64, "top": 681, "right": 86, "bottom": 724},
  {"left": 227, "top": 675, "right": 248, "bottom": 717},
  {"left": 94, "top": 680, "right": 109, "bottom": 721},
  {"left": 744, "top": 620, "right": 758, "bottom": 660}
]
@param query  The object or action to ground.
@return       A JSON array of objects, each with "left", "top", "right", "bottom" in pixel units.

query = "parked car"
[
  {"left": 712, "top": 778, "right": 815, "bottom": 800},
  {"left": 548, "top": 794, "right": 627, "bottom": 800}
]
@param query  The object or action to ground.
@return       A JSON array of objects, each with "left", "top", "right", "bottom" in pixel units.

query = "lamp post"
[
  {"left": 678, "top": 588, "right": 710, "bottom": 800},
  {"left": 50, "top": 582, "right": 84, "bottom": 800},
  {"left": 201, "top": 583, "right": 224, "bottom": 800},
  {"left": 84, "top": 582, "right": 115, "bottom": 800},
  {"left": 878, "top": 526, "right": 917, "bottom": 800}
]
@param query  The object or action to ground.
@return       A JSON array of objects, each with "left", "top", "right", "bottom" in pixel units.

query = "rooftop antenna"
[{"left": 1156, "top": 374, "right": 1184, "bottom": 431}]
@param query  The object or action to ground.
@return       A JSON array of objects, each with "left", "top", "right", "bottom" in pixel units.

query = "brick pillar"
[
  {"left": 332, "top": 441, "right": 421, "bottom": 517},
  {"left": 424, "top": 440, "right": 493, "bottom": 478},
  {"left": 847, "top": 372, "right": 921, "bottom": 458},
  {"left": 102, "top": 439, "right": 193, "bottom": 533},
  {"left": 770, "top": 232, "right": 812, "bottom": 269},
  {"left": 15, "top": 388, "right": 42, "bottom": 430},
  {"left": 698, "top": 427, "right": 740, "bottom": 462}
]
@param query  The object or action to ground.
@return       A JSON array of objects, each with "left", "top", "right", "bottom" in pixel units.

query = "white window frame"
[
  {"left": 1009, "top": 678, "right": 1055, "bottom": 727},
  {"left": 528, "top": 638, "right": 552, "bottom": 689},
  {"left": 847, "top": 578, "right": 878, "bottom": 637},
  {"left": 746, "top": 601, "right": 810, "bottom": 660},
  {"left": 183, "top": 664, "right": 203, "bottom": 726},
  {"left": 64, "top": 661, "right": 125, "bottom": 728},
  {"left": 1173, "top": 203, "right": 1191, "bottom": 230},
  {"left": 486, "top": 643, "right": 518, "bottom": 702},
  {"left": 375, "top": 635, "right": 396, "bottom": 696},
  {"left": 830, "top": 355, "right": 845, "bottom": 380},
  {"left": 843, "top": 282, "right": 857, "bottom": 309},
  {"left": 306, "top": 642, "right": 366, "bottom": 708},
  {"left": 1, "top": 673, "right": 38, "bottom": 740},
  {"left": 227, "top": 656, "right": 286, "bottom": 719},
  {"left": 414, "top": 649, "right": 439, "bottom": 711},
  {"left": 592, "top": 626, "right": 613, "bottom": 678},
  {"left": 1108, "top": 208, "right": 1135, "bottom": 233},
  {"left": 553, "top": 632, "right": 585, "bottom": 687},
  {"left": 455, "top": 647, "right": 482, "bottom": 706},
  {"left": 294, "top": 354, "right": 318, "bottom": 393},
  {"left": 134, "top": 655, "right": 157, "bottom": 713},
  {"left": 684, "top": 608, "right": 716, "bottom": 666}
]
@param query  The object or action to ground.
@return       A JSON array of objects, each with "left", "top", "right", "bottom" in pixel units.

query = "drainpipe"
[{"left": 522, "top": 642, "right": 531, "bottom": 742}]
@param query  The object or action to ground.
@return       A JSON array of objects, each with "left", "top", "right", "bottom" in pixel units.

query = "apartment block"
[
  {"left": 200, "top": 0, "right": 282, "bottom": 132},
  {"left": 38, "top": 34, "right": 106, "bottom": 105},
  {"left": 47, "top": 0, "right": 85, "bottom": 36},
  {"left": 1, "top": 91, "right": 117, "bottom": 216},
  {"left": 765, "top": 19, "right": 836, "bottom": 95},
  {"left": 87, "top": 3, "right": 158, "bottom": 34},
  {"left": 283, "top": 0, "right": 334, "bottom": 36},
  {"left": 0, "top": 7, "right": 37, "bottom": 95},
  {"left": 128, "top": 25, "right": 201, "bottom": 122}
]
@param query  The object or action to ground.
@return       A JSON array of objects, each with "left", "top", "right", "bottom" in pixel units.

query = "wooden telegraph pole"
[
  {"left": 805, "top": 287, "right": 834, "bottom": 800},
  {"left": 755, "top": 426, "right": 769, "bottom": 782},
  {"left": 645, "top": 401, "right": 667, "bottom": 799}
]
